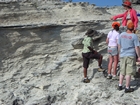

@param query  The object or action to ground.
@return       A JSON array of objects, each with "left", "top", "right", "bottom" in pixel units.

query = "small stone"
[
  {"left": 44, "top": 54, "right": 49, "bottom": 58},
  {"left": 35, "top": 84, "right": 51, "bottom": 90}
]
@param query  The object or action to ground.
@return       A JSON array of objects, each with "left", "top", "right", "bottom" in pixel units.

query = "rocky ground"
[{"left": 0, "top": 1, "right": 140, "bottom": 105}]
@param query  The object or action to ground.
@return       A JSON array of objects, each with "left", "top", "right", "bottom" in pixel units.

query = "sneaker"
[
  {"left": 106, "top": 75, "right": 112, "bottom": 79},
  {"left": 112, "top": 76, "right": 119, "bottom": 80},
  {"left": 98, "top": 68, "right": 105, "bottom": 72},
  {"left": 125, "top": 88, "right": 134, "bottom": 93},
  {"left": 83, "top": 78, "right": 90, "bottom": 83},
  {"left": 117, "top": 86, "right": 123, "bottom": 91}
]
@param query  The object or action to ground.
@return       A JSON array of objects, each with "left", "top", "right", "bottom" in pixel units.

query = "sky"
[{"left": 68, "top": 0, "right": 123, "bottom": 7}]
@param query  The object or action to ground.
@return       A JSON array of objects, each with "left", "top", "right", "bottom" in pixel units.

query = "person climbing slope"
[{"left": 82, "top": 29, "right": 104, "bottom": 83}]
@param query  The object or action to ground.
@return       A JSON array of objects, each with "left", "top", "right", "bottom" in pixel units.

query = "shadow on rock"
[
  {"left": 90, "top": 68, "right": 97, "bottom": 80},
  {"left": 130, "top": 72, "right": 140, "bottom": 91},
  {"left": 13, "top": 99, "right": 24, "bottom": 105}
]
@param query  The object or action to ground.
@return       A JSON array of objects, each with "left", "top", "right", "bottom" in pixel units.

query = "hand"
[
  {"left": 137, "top": 57, "right": 140, "bottom": 62},
  {"left": 94, "top": 51, "right": 98, "bottom": 54},
  {"left": 110, "top": 17, "right": 113, "bottom": 20},
  {"left": 134, "top": 27, "right": 138, "bottom": 33}
]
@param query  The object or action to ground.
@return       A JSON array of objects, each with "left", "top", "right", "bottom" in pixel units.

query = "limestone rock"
[
  {"left": 71, "top": 30, "right": 104, "bottom": 49},
  {"left": 71, "top": 38, "right": 84, "bottom": 49},
  {"left": 0, "top": 1, "right": 140, "bottom": 105}
]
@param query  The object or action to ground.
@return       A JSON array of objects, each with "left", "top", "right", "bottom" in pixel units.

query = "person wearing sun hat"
[
  {"left": 106, "top": 22, "right": 120, "bottom": 80},
  {"left": 82, "top": 29, "right": 104, "bottom": 83},
  {"left": 117, "top": 22, "right": 140, "bottom": 93},
  {"left": 110, "top": 0, "right": 138, "bottom": 33}
]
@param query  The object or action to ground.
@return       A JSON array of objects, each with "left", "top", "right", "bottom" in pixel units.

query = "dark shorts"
[{"left": 82, "top": 52, "right": 101, "bottom": 68}]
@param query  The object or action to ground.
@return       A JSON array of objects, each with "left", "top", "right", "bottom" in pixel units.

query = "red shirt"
[{"left": 113, "top": 8, "right": 139, "bottom": 28}]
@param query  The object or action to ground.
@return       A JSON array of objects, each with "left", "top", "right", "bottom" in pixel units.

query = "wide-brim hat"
[
  {"left": 122, "top": 1, "right": 131, "bottom": 7},
  {"left": 112, "top": 22, "right": 120, "bottom": 28},
  {"left": 85, "top": 29, "right": 95, "bottom": 37}
]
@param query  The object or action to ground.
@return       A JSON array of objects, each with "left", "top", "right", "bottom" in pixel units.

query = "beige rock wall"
[{"left": 0, "top": 1, "right": 140, "bottom": 105}]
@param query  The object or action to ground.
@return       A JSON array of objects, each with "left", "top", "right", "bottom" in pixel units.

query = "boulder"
[
  {"left": 71, "top": 38, "right": 84, "bottom": 49},
  {"left": 71, "top": 30, "right": 103, "bottom": 49}
]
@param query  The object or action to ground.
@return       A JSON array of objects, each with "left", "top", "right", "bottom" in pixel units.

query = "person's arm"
[
  {"left": 106, "top": 38, "right": 109, "bottom": 44},
  {"left": 88, "top": 46, "right": 96, "bottom": 53},
  {"left": 135, "top": 46, "right": 140, "bottom": 62},
  {"left": 106, "top": 31, "right": 111, "bottom": 44},
  {"left": 117, "top": 44, "right": 120, "bottom": 61},
  {"left": 118, "top": 44, "right": 121, "bottom": 54},
  {"left": 134, "top": 35, "right": 140, "bottom": 60},
  {"left": 135, "top": 46, "right": 140, "bottom": 58},
  {"left": 132, "top": 9, "right": 138, "bottom": 29},
  {"left": 111, "top": 13, "right": 125, "bottom": 20},
  {"left": 117, "top": 34, "right": 121, "bottom": 60}
]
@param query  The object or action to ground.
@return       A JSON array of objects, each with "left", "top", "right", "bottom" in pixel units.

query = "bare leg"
[
  {"left": 83, "top": 67, "right": 90, "bottom": 83},
  {"left": 98, "top": 55, "right": 103, "bottom": 67},
  {"left": 113, "top": 55, "right": 118, "bottom": 75},
  {"left": 119, "top": 74, "right": 124, "bottom": 85},
  {"left": 83, "top": 68, "right": 87, "bottom": 78},
  {"left": 108, "top": 55, "right": 113, "bottom": 74},
  {"left": 125, "top": 75, "right": 131, "bottom": 88}
]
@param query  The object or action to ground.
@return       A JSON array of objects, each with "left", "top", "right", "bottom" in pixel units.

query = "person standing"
[
  {"left": 106, "top": 22, "right": 120, "bottom": 80},
  {"left": 117, "top": 22, "right": 140, "bottom": 93},
  {"left": 82, "top": 29, "right": 104, "bottom": 83},
  {"left": 110, "top": 0, "right": 138, "bottom": 33}
]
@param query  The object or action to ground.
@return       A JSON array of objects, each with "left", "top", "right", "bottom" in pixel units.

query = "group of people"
[{"left": 81, "top": 0, "right": 140, "bottom": 93}]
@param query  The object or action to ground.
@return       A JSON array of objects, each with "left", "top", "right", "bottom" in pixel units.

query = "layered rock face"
[{"left": 0, "top": 1, "right": 140, "bottom": 105}]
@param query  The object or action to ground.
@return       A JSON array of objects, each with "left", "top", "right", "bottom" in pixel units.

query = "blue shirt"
[{"left": 118, "top": 32, "right": 140, "bottom": 57}]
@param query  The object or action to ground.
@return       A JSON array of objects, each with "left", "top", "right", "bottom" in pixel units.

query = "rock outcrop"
[
  {"left": 71, "top": 29, "right": 105, "bottom": 49},
  {"left": 0, "top": 1, "right": 140, "bottom": 105}
]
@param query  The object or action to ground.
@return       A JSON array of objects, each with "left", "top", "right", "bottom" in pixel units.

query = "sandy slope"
[{"left": 0, "top": 1, "right": 140, "bottom": 105}]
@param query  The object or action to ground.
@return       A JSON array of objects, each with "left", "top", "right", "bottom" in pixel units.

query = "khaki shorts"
[{"left": 120, "top": 57, "right": 136, "bottom": 76}]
